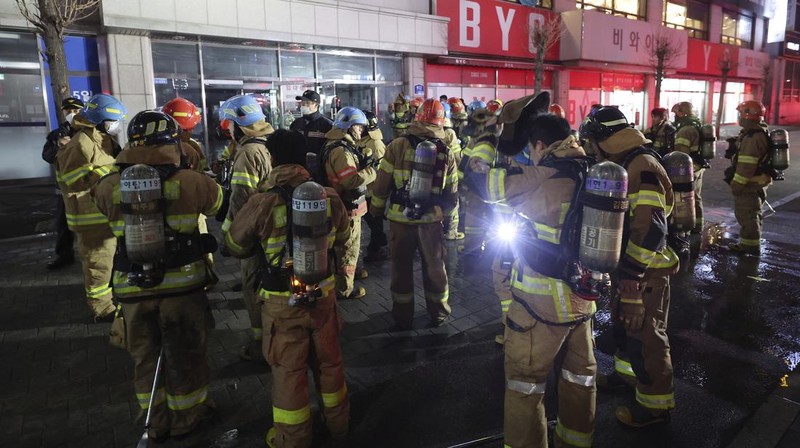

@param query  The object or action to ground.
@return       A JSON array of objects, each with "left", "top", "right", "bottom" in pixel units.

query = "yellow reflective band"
[
  {"left": 472, "top": 143, "right": 496, "bottom": 163},
  {"left": 225, "top": 231, "right": 246, "bottom": 255},
  {"left": 166, "top": 214, "right": 199, "bottom": 232},
  {"left": 209, "top": 184, "right": 223, "bottom": 215},
  {"left": 251, "top": 327, "right": 263, "bottom": 340},
  {"left": 601, "top": 118, "right": 628, "bottom": 127},
  {"left": 739, "top": 237, "right": 760, "bottom": 246},
  {"left": 378, "top": 158, "right": 394, "bottom": 173},
  {"left": 137, "top": 387, "right": 166, "bottom": 409},
  {"left": 163, "top": 180, "right": 180, "bottom": 200},
  {"left": 273, "top": 205, "right": 287, "bottom": 228},
  {"left": 86, "top": 284, "right": 112, "bottom": 299},
  {"left": 172, "top": 111, "right": 190, "bottom": 117},
  {"left": 231, "top": 171, "right": 260, "bottom": 189},
  {"left": 555, "top": 417, "right": 594, "bottom": 448},
  {"left": 221, "top": 217, "right": 232, "bottom": 232},
  {"left": 424, "top": 289, "right": 449, "bottom": 303},
  {"left": 273, "top": 405, "right": 312, "bottom": 425},
  {"left": 500, "top": 299, "right": 511, "bottom": 313},
  {"left": 635, "top": 387, "right": 675, "bottom": 410},
  {"left": 60, "top": 165, "right": 90, "bottom": 185},
  {"left": 321, "top": 384, "right": 347, "bottom": 408},
  {"left": 629, "top": 190, "right": 665, "bottom": 211},
  {"left": 66, "top": 212, "right": 109, "bottom": 227},
  {"left": 392, "top": 291, "right": 415, "bottom": 304},
  {"left": 674, "top": 137, "right": 691, "bottom": 147},
  {"left": 112, "top": 261, "right": 206, "bottom": 294},
  {"left": 263, "top": 235, "right": 286, "bottom": 254},
  {"left": 614, "top": 355, "right": 636, "bottom": 377},
  {"left": 92, "top": 165, "right": 111, "bottom": 177},
  {"left": 626, "top": 241, "right": 657, "bottom": 266},
  {"left": 259, "top": 275, "right": 335, "bottom": 299},
  {"left": 559, "top": 202, "right": 570, "bottom": 224},
  {"left": 167, "top": 386, "right": 208, "bottom": 411},
  {"left": 487, "top": 168, "right": 506, "bottom": 202},
  {"left": 737, "top": 155, "right": 759, "bottom": 164},
  {"left": 371, "top": 196, "right": 386, "bottom": 208},
  {"left": 105, "top": 107, "right": 122, "bottom": 114},
  {"left": 110, "top": 220, "right": 124, "bottom": 236},
  {"left": 732, "top": 173, "right": 749, "bottom": 184},
  {"left": 534, "top": 222, "right": 560, "bottom": 244},
  {"left": 391, "top": 169, "right": 411, "bottom": 183}
]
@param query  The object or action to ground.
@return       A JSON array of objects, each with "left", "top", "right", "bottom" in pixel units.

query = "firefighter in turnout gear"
[
  {"left": 391, "top": 94, "right": 412, "bottom": 139},
  {"left": 728, "top": 101, "right": 772, "bottom": 255},
  {"left": 671, "top": 102, "right": 704, "bottom": 233},
  {"left": 643, "top": 107, "right": 676, "bottom": 156},
  {"left": 222, "top": 130, "right": 351, "bottom": 448},
  {"left": 449, "top": 97, "right": 470, "bottom": 147},
  {"left": 581, "top": 107, "right": 680, "bottom": 428},
  {"left": 371, "top": 98, "right": 458, "bottom": 329},
  {"left": 321, "top": 107, "right": 376, "bottom": 300},
  {"left": 441, "top": 102, "right": 465, "bottom": 240},
  {"left": 464, "top": 92, "right": 599, "bottom": 448},
  {"left": 359, "top": 110, "right": 389, "bottom": 262},
  {"left": 55, "top": 93, "right": 125, "bottom": 319},
  {"left": 93, "top": 110, "right": 223, "bottom": 441},
  {"left": 220, "top": 94, "right": 275, "bottom": 361}
]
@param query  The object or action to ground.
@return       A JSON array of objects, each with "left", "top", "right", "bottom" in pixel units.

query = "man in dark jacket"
[
  {"left": 290, "top": 90, "right": 333, "bottom": 156},
  {"left": 42, "top": 97, "right": 84, "bottom": 269}
]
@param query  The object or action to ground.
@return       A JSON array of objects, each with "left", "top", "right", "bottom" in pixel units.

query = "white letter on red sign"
[
  {"left": 495, "top": 6, "right": 515, "bottom": 52},
  {"left": 460, "top": 0, "right": 480, "bottom": 48},
  {"left": 703, "top": 44, "right": 711, "bottom": 72},
  {"left": 527, "top": 12, "right": 545, "bottom": 54}
]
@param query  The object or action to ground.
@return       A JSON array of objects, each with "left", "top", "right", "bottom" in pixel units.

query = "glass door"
[
  {"left": 203, "top": 82, "right": 242, "bottom": 161},
  {"left": 278, "top": 83, "right": 317, "bottom": 130}
]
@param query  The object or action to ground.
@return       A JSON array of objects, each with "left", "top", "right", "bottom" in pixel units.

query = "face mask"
[
  {"left": 65, "top": 113, "right": 76, "bottom": 125},
  {"left": 300, "top": 106, "right": 312, "bottom": 116},
  {"left": 104, "top": 120, "right": 121, "bottom": 135}
]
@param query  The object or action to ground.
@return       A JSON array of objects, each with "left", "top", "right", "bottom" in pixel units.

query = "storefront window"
[
  {"left": 376, "top": 58, "right": 402, "bottom": 82},
  {"left": 711, "top": 81, "right": 745, "bottom": 124},
  {"left": 782, "top": 61, "right": 800, "bottom": 102},
  {"left": 280, "top": 51, "right": 314, "bottom": 79},
  {"left": 721, "top": 10, "right": 753, "bottom": 48},
  {"left": 152, "top": 41, "right": 199, "bottom": 75},
  {"left": 663, "top": 0, "right": 708, "bottom": 40},
  {"left": 203, "top": 44, "right": 277, "bottom": 79},
  {"left": 317, "top": 54, "right": 374, "bottom": 81},
  {"left": 660, "top": 78, "right": 708, "bottom": 122},
  {"left": 577, "top": 0, "right": 646, "bottom": 20}
]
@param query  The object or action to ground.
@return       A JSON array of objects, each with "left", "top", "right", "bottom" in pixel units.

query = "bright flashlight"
[{"left": 497, "top": 221, "right": 517, "bottom": 242}]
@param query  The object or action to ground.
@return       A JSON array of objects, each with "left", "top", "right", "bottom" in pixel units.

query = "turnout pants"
[
  {"left": 388, "top": 221, "right": 451, "bottom": 327},
  {"left": 611, "top": 276, "right": 675, "bottom": 412},
  {"left": 363, "top": 203, "right": 387, "bottom": 253},
  {"left": 734, "top": 185, "right": 768, "bottom": 249},
  {"left": 123, "top": 291, "right": 214, "bottom": 438},
  {"left": 241, "top": 253, "right": 265, "bottom": 343},
  {"left": 75, "top": 228, "right": 116, "bottom": 318},
  {"left": 335, "top": 216, "right": 362, "bottom": 297},
  {"left": 263, "top": 297, "right": 349, "bottom": 448},
  {"left": 504, "top": 300, "right": 596, "bottom": 448},
  {"left": 694, "top": 168, "right": 705, "bottom": 231},
  {"left": 54, "top": 193, "right": 74, "bottom": 259},
  {"left": 462, "top": 190, "right": 491, "bottom": 254}
]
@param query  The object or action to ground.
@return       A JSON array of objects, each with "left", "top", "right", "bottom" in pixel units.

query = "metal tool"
[{"left": 137, "top": 347, "right": 165, "bottom": 448}]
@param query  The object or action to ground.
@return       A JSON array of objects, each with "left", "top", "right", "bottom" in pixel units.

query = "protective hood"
[
  {"left": 367, "top": 128, "right": 383, "bottom": 141},
  {"left": 598, "top": 127, "right": 651, "bottom": 155},
  {"left": 542, "top": 134, "right": 586, "bottom": 159},
  {"left": 497, "top": 91, "right": 550, "bottom": 155},
  {"left": 324, "top": 128, "right": 360, "bottom": 146},
  {"left": 239, "top": 120, "right": 275, "bottom": 138},
  {"left": 72, "top": 112, "right": 99, "bottom": 131},
  {"left": 741, "top": 119, "right": 769, "bottom": 132},
  {"left": 407, "top": 121, "right": 446, "bottom": 140},
  {"left": 675, "top": 115, "right": 701, "bottom": 130},
  {"left": 115, "top": 143, "right": 182, "bottom": 167},
  {"left": 266, "top": 164, "right": 311, "bottom": 189}
]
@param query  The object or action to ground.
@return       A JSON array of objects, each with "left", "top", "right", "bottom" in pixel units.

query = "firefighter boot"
[
  {"left": 596, "top": 372, "right": 633, "bottom": 391},
  {"left": 615, "top": 403, "right": 670, "bottom": 428}
]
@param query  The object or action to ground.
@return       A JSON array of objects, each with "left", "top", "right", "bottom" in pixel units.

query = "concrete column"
[
  {"left": 709, "top": 6, "right": 723, "bottom": 44},
  {"left": 104, "top": 34, "right": 157, "bottom": 117},
  {"left": 553, "top": 70, "right": 569, "bottom": 111},
  {"left": 405, "top": 56, "right": 426, "bottom": 98}
]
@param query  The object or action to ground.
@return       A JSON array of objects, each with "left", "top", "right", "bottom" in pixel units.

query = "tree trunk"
[
  {"left": 654, "top": 60, "right": 664, "bottom": 109},
  {"left": 534, "top": 50, "right": 544, "bottom": 94},
  {"left": 715, "top": 67, "right": 729, "bottom": 139},
  {"left": 39, "top": 0, "right": 71, "bottom": 123}
]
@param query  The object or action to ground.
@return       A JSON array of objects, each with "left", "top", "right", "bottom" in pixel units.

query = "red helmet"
[
  {"left": 410, "top": 97, "right": 425, "bottom": 108},
  {"left": 448, "top": 97, "right": 465, "bottom": 114},
  {"left": 162, "top": 98, "right": 201, "bottom": 130},
  {"left": 487, "top": 99, "right": 503, "bottom": 114},
  {"left": 415, "top": 98, "right": 445, "bottom": 127},
  {"left": 218, "top": 118, "right": 232, "bottom": 138},
  {"left": 737, "top": 100, "right": 766, "bottom": 121},
  {"left": 549, "top": 103, "right": 565, "bottom": 119}
]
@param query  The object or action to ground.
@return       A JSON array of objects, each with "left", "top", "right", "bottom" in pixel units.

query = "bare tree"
[
  {"left": 527, "top": 16, "right": 562, "bottom": 94},
  {"left": 647, "top": 32, "right": 685, "bottom": 108},
  {"left": 714, "top": 51, "right": 736, "bottom": 138},
  {"left": 16, "top": 0, "right": 100, "bottom": 122}
]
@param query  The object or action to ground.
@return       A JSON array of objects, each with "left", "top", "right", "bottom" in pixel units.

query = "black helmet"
[
  {"left": 127, "top": 110, "right": 180, "bottom": 147},
  {"left": 363, "top": 110, "right": 379, "bottom": 131},
  {"left": 578, "top": 106, "right": 629, "bottom": 142}
]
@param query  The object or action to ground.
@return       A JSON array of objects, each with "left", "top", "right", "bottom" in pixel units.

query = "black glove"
[{"left": 359, "top": 155, "right": 374, "bottom": 170}]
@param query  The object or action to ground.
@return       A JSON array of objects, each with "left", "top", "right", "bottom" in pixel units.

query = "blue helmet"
[
  {"left": 219, "top": 94, "right": 266, "bottom": 126},
  {"left": 468, "top": 100, "right": 487, "bottom": 112},
  {"left": 441, "top": 102, "right": 452, "bottom": 119},
  {"left": 82, "top": 94, "right": 127, "bottom": 124},
  {"left": 333, "top": 106, "right": 368, "bottom": 130}
]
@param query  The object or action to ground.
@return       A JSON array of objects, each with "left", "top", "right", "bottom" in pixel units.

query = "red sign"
[
  {"left": 436, "top": 0, "right": 559, "bottom": 60},
  {"left": 601, "top": 73, "right": 645, "bottom": 91},
  {"left": 462, "top": 67, "right": 496, "bottom": 84},
  {"left": 683, "top": 39, "right": 739, "bottom": 77}
]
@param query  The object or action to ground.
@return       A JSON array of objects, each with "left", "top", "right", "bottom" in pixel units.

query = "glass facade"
[
  {"left": 577, "top": 0, "right": 646, "bottom": 20},
  {"left": 721, "top": 10, "right": 753, "bottom": 48},
  {"left": 663, "top": 0, "right": 708, "bottom": 40}
]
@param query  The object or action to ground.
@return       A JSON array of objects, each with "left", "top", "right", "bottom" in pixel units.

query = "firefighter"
[
  {"left": 390, "top": 94, "right": 412, "bottom": 139},
  {"left": 93, "top": 110, "right": 222, "bottom": 440},
  {"left": 222, "top": 130, "right": 350, "bottom": 448},
  {"left": 581, "top": 107, "right": 680, "bottom": 427},
  {"left": 43, "top": 97, "right": 84, "bottom": 270},
  {"left": 448, "top": 97, "right": 469, "bottom": 144},
  {"left": 672, "top": 101, "right": 704, "bottom": 233},
  {"left": 220, "top": 94, "right": 275, "bottom": 361},
  {"left": 468, "top": 99, "right": 487, "bottom": 114},
  {"left": 644, "top": 107, "right": 676, "bottom": 156},
  {"left": 290, "top": 90, "right": 333, "bottom": 155},
  {"left": 549, "top": 103, "right": 566, "bottom": 119},
  {"left": 360, "top": 110, "right": 389, "bottom": 263},
  {"left": 464, "top": 93, "right": 598, "bottom": 448},
  {"left": 442, "top": 101, "right": 464, "bottom": 241},
  {"left": 321, "top": 106, "right": 376, "bottom": 300},
  {"left": 729, "top": 101, "right": 772, "bottom": 255},
  {"left": 370, "top": 98, "right": 458, "bottom": 329},
  {"left": 54, "top": 93, "right": 125, "bottom": 319}
]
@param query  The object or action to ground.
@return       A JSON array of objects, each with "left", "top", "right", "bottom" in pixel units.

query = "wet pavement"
[{"left": 2, "top": 126, "right": 800, "bottom": 447}]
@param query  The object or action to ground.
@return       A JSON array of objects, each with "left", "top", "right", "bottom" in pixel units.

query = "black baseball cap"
[
  {"left": 61, "top": 97, "right": 85, "bottom": 110},
  {"left": 295, "top": 90, "right": 321, "bottom": 103}
]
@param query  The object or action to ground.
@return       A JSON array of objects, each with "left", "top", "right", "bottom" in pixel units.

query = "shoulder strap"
[
  {"left": 267, "top": 185, "right": 293, "bottom": 256},
  {"left": 622, "top": 146, "right": 661, "bottom": 170}
]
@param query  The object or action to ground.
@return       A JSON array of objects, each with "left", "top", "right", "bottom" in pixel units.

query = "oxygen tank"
[
  {"left": 580, "top": 161, "right": 628, "bottom": 273},
  {"left": 770, "top": 129, "right": 790, "bottom": 171},
  {"left": 409, "top": 141, "right": 438, "bottom": 204},
  {"left": 306, "top": 152, "right": 319, "bottom": 182},
  {"left": 291, "top": 181, "right": 329, "bottom": 285},
  {"left": 662, "top": 152, "right": 696, "bottom": 230},
  {"left": 120, "top": 164, "right": 165, "bottom": 264},
  {"left": 700, "top": 124, "right": 716, "bottom": 160}
]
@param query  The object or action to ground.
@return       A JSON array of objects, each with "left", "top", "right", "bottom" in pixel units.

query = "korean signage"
[
  {"left": 682, "top": 39, "right": 770, "bottom": 79},
  {"left": 560, "top": 9, "right": 687, "bottom": 69},
  {"left": 735, "top": 48, "right": 771, "bottom": 79},
  {"left": 436, "top": 0, "right": 559, "bottom": 60}
]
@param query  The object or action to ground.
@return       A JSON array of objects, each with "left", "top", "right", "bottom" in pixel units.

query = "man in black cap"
[
  {"left": 42, "top": 97, "right": 84, "bottom": 269},
  {"left": 290, "top": 89, "right": 333, "bottom": 156}
]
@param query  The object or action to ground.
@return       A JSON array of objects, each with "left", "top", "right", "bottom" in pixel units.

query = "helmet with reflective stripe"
[
  {"left": 219, "top": 94, "right": 266, "bottom": 126},
  {"left": 549, "top": 103, "right": 565, "bottom": 119},
  {"left": 333, "top": 106, "right": 368, "bottom": 130},
  {"left": 737, "top": 100, "right": 766, "bottom": 121},
  {"left": 162, "top": 98, "right": 201, "bottom": 130},
  {"left": 127, "top": 110, "right": 180, "bottom": 147},
  {"left": 415, "top": 98, "right": 445, "bottom": 127},
  {"left": 448, "top": 97, "right": 465, "bottom": 114},
  {"left": 671, "top": 101, "right": 694, "bottom": 116},
  {"left": 487, "top": 99, "right": 503, "bottom": 114},
  {"left": 82, "top": 93, "right": 127, "bottom": 124},
  {"left": 468, "top": 100, "right": 487, "bottom": 113},
  {"left": 579, "top": 106, "right": 630, "bottom": 142}
]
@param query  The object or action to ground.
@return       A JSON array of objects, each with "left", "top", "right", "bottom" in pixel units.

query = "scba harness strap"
[{"left": 318, "top": 141, "right": 368, "bottom": 210}]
